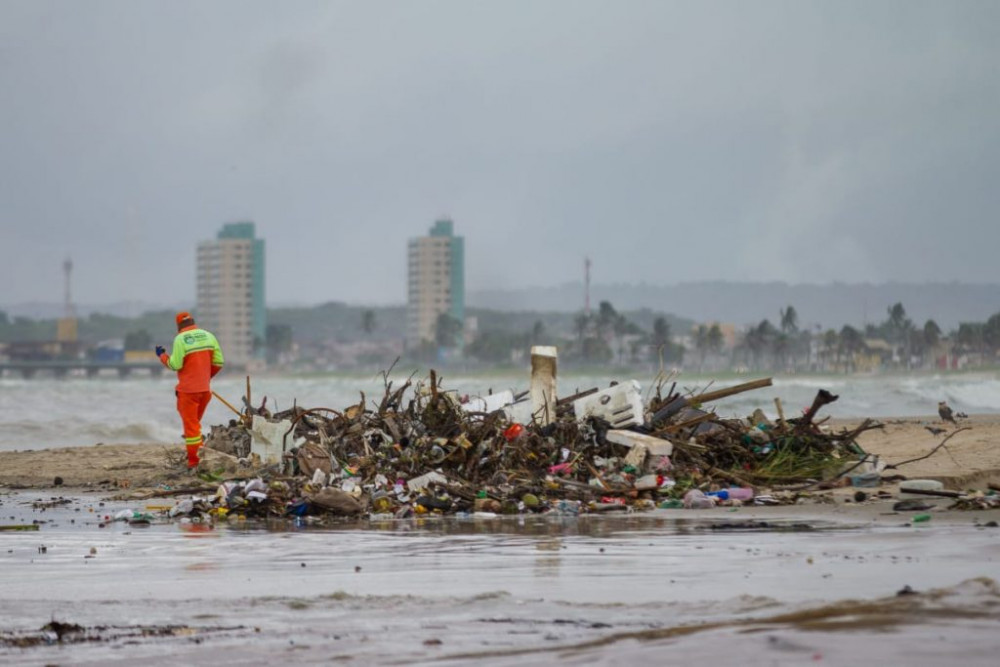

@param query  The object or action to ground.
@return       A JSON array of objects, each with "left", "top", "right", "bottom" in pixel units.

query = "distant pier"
[{"left": 0, "top": 361, "right": 166, "bottom": 379}]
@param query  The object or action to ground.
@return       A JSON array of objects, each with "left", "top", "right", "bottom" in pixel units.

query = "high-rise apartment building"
[
  {"left": 407, "top": 219, "right": 464, "bottom": 348},
  {"left": 196, "top": 222, "right": 266, "bottom": 365}
]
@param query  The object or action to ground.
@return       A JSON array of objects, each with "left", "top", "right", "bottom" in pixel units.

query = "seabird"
[{"left": 938, "top": 401, "right": 958, "bottom": 425}]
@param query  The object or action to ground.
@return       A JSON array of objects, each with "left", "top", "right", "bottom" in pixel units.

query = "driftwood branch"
[
  {"left": 885, "top": 427, "right": 971, "bottom": 469},
  {"left": 652, "top": 378, "right": 773, "bottom": 425},
  {"left": 126, "top": 485, "right": 217, "bottom": 499},
  {"left": 706, "top": 465, "right": 754, "bottom": 487},
  {"left": 837, "top": 418, "right": 884, "bottom": 444},
  {"left": 899, "top": 487, "right": 963, "bottom": 498},
  {"left": 774, "top": 397, "right": 786, "bottom": 430},
  {"left": 694, "top": 378, "right": 774, "bottom": 404},
  {"left": 795, "top": 389, "right": 839, "bottom": 432}
]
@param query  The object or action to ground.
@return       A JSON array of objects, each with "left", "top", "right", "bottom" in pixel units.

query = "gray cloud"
[{"left": 1, "top": 1, "right": 998, "bottom": 308}]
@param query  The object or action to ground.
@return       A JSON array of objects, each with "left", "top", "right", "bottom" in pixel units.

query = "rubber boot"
[{"left": 186, "top": 444, "right": 201, "bottom": 469}]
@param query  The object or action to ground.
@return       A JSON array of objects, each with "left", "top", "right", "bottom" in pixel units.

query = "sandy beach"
[
  {"left": 847, "top": 414, "right": 1000, "bottom": 490},
  {"left": 0, "top": 442, "right": 240, "bottom": 490}
]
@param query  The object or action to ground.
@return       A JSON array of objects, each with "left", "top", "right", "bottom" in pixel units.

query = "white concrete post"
[{"left": 530, "top": 345, "right": 558, "bottom": 426}]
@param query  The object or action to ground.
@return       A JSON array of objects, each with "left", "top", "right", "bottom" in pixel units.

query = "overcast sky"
[{"left": 1, "top": 0, "right": 998, "bottom": 309}]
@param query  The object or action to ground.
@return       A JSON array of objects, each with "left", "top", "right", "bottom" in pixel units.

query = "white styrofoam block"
[
  {"left": 572, "top": 381, "right": 644, "bottom": 428},
  {"left": 507, "top": 401, "right": 535, "bottom": 426},
  {"left": 250, "top": 416, "right": 300, "bottom": 465},
  {"left": 606, "top": 429, "right": 673, "bottom": 457},
  {"left": 462, "top": 390, "right": 515, "bottom": 415}
]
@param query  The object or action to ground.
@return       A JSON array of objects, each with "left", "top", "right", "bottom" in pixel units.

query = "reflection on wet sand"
[{"left": 1, "top": 492, "right": 999, "bottom": 664}]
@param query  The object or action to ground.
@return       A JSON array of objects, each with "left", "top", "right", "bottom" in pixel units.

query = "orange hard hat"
[{"left": 176, "top": 311, "right": 194, "bottom": 326}]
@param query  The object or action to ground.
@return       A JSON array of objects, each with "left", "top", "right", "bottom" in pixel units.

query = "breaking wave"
[
  {"left": 2, "top": 371, "right": 999, "bottom": 450},
  {"left": 0, "top": 419, "right": 177, "bottom": 450},
  {"left": 720, "top": 373, "right": 1000, "bottom": 418}
]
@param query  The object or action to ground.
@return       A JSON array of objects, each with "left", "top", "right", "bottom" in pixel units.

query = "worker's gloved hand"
[{"left": 155, "top": 345, "right": 166, "bottom": 357}]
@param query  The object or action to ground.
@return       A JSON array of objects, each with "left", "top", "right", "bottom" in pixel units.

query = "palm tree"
[
  {"left": 883, "top": 303, "right": 915, "bottom": 367},
  {"left": 923, "top": 319, "right": 941, "bottom": 348},
  {"left": 650, "top": 316, "right": 671, "bottom": 365},
  {"left": 780, "top": 306, "right": 799, "bottom": 334},
  {"left": 651, "top": 317, "right": 670, "bottom": 345},
  {"left": 531, "top": 320, "right": 546, "bottom": 344},
  {"left": 887, "top": 303, "right": 907, "bottom": 332},
  {"left": 613, "top": 314, "right": 631, "bottom": 365},
  {"left": 596, "top": 301, "right": 617, "bottom": 339},
  {"left": 839, "top": 325, "right": 865, "bottom": 373},
  {"left": 743, "top": 320, "right": 776, "bottom": 370},
  {"left": 911, "top": 319, "right": 941, "bottom": 368},
  {"left": 694, "top": 324, "right": 709, "bottom": 372},
  {"left": 361, "top": 310, "right": 376, "bottom": 335},
  {"left": 823, "top": 329, "right": 840, "bottom": 370},
  {"left": 772, "top": 333, "right": 791, "bottom": 370},
  {"left": 955, "top": 322, "right": 985, "bottom": 357},
  {"left": 707, "top": 324, "right": 724, "bottom": 356}
]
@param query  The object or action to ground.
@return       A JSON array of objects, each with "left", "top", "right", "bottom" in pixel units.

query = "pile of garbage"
[{"left": 174, "top": 369, "right": 885, "bottom": 522}]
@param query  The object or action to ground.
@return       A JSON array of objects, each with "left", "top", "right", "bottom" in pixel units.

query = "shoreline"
[{"left": 3, "top": 487, "right": 999, "bottom": 525}]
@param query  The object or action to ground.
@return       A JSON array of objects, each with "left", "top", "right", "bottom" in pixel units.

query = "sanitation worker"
[{"left": 156, "top": 312, "right": 224, "bottom": 469}]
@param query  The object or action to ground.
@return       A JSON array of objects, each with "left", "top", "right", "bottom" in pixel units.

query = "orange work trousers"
[{"left": 177, "top": 390, "right": 212, "bottom": 467}]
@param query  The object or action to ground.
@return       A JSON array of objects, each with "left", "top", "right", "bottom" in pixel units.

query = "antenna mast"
[
  {"left": 63, "top": 257, "right": 75, "bottom": 318},
  {"left": 57, "top": 257, "right": 78, "bottom": 343}
]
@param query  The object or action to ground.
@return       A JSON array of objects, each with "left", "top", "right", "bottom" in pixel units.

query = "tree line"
[
  {"left": 433, "top": 300, "right": 1000, "bottom": 372},
  {"left": 730, "top": 302, "right": 1000, "bottom": 372}
]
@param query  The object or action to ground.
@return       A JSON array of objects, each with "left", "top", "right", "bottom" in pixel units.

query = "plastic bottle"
[
  {"left": 849, "top": 471, "right": 880, "bottom": 488},
  {"left": 683, "top": 489, "right": 716, "bottom": 509},
  {"left": 554, "top": 499, "right": 581, "bottom": 515},
  {"left": 727, "top": 487, "right": 755, "bottom": 501},
  {"left": 635, "top": 474, "right": 660, "bottom": 491},
  {"left": 706, "top": 488, "right": 754, "bottom": 502}
]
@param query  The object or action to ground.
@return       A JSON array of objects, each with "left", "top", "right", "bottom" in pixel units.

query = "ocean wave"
[
  {"left": 0, "top": 419, "right": 177, "bottom": 450},
  {"left": 2, "top": 373, "right": 998, "bottom": 451}
]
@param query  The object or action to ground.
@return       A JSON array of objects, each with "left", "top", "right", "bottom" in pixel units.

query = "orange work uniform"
[{"left": 158, "top": 324, "right": 224, "bottom": 468}]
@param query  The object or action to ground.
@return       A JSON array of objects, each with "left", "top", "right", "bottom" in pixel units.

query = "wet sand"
[{"left": 1, "top": 491, "right": 999, "bottom": 665}]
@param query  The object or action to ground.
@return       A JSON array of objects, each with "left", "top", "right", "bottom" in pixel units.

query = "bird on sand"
[{"left": 938, "top": 401, "right": 958, "bottom": 425}]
